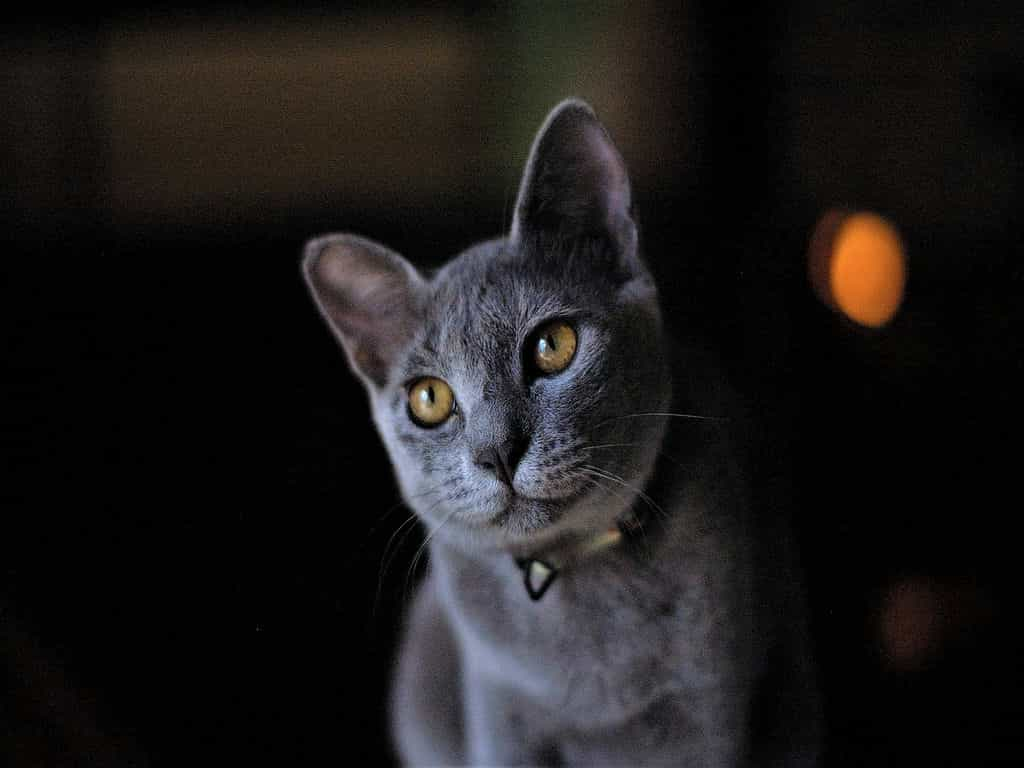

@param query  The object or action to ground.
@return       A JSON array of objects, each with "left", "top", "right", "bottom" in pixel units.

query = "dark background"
[{"left": 3, "top": 2, "right": 1022, "bottom": 765}]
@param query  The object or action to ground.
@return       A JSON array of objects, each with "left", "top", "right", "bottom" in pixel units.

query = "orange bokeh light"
[{"left": 809, "top": 210, "right": 907, "bottom": 328}]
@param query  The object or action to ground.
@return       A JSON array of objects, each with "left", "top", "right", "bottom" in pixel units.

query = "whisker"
[
  {"left": 403, "top": 506, "right": 459, "bottom": 605},
  {"left": 576, "top": 472, "right": 626, "bottom": 507},
  {"left": 361, "top": 486, "right": 440, "bottom": 545},
  {"left": 360, "top": 498, "right": 408, "bottom": 545},
  {"left": 373, "top": 511, "right": 421, "bottom": 619},
  {"left": 581, "top": 464, "right": 670, "bottom": 523},
  {"left": 584, "top": 473, "right": 661, "bottom": 570},
  {"left": 583, "top": 441, "right": 692, "bottom": 474},
  {"left": 592, "top": 411, "right": 728, "bottom": 432},
  {"left": 371, "top": 483, "right": 449, "bottom": 617}
]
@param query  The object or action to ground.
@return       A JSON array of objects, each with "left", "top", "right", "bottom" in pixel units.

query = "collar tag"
[
  {"left": 516, "top": 558, "right": 558, "bottom": 601},
  {"left": 513, "top": 507, "right": 646, "bottom": 601}
]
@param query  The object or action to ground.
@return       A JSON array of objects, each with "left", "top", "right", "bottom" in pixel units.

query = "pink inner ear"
[
  {"left": 318, "top": 253, "right": 411, "bottom": 343},
  {"left": 306, "top": 236, "right": 422, "bottom": 387},
  {"left": 317, "top": 246, "right": 385, "bottom": 307}
]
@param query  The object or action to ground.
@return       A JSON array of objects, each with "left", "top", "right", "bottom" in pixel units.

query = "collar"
[{"left": 513, "top": 505, "right": 648, "bottom": 601}]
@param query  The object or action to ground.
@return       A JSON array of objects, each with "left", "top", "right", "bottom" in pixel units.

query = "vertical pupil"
[
  {"left": 544, "top": 333, "right": 556, "bottom": 353},
  {"left": 423, "top": 386, "right": 435, "bottom": 406}
]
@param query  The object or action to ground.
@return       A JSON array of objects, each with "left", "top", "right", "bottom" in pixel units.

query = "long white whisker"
[
  {"left": 581, "top": 464, "right": 669, "bottom": 522},
  {"left": 593, "top": 411, "right": 728, "bottom": 432},
  {"left": 371, "top": 483, "right": 447, "bottom": 618},
  {"left": 584, "top": 441, "right": 692, "bottom": 473},
  {"left": 362, "top": 487, "right": 438, "bottom": 545},
  {"left": 576, "top": 471, "right": 627, "bottom": 507},
  {"left": 373, "top": 511, "right": 421, "bottom": 618},
  {"left": 403, "top": 506, "right": 459, "bottom": 604},
  {"left": 577, "top": 470, "right": 660, "bottom": 565}
]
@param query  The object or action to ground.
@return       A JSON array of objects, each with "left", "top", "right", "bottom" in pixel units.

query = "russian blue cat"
[{"left": 303, "top": 100, "right": 819, "bottom": 766}]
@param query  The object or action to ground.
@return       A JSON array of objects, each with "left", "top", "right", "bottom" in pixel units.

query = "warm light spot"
[
  {"left": 879, "top": 577, "right": 994, "bottom": 672},
  {"left": 880, "top": 578, "right": 943, "bottom": 671},
  {"left": 808, "top": 210, "right": 907, "bottom": 328}
]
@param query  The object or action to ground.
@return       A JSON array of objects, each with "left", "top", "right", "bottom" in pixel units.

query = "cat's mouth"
[{"left": 489, "top": 485, "right": 592, "bottom": 538}]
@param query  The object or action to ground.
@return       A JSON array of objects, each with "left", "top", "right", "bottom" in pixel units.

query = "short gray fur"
[{"left": 302, "top": 100, "right": 820, "bottom": 767}]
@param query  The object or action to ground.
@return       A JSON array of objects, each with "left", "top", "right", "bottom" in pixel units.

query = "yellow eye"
[
  {"left": 408, "top": 377, "right": 455, "bottom": 427},
  {"left": 533, "top": 321, "right": 577, "bottom": 375}
]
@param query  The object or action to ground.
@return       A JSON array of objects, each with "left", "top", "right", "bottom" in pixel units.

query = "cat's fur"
[{"left": 302, "top": 100, "right": 819, "bottom": 766}]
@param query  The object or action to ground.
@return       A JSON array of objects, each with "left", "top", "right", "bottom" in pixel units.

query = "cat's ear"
[
  {"left": 302, "top": 234, "right": 425, "bottom": 389},
  {"left": 510, "top": 99, "right": 637, "bottom": 262}
]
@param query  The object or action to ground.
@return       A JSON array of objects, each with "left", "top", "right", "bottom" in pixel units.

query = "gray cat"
[{"left": 302, "top": 100, "right": 820, "bottom": 767}]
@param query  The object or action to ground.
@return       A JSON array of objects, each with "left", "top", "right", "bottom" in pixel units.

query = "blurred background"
[{"left": 3, "top": 1, "right": 1022, "bottom": 765}]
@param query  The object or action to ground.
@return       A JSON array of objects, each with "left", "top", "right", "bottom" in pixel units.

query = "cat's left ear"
[{"left": 510, "top": 99, "right": 638, "bottom": 268}]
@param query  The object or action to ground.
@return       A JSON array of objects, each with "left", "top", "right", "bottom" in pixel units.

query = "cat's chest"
[{"left": 434, "top": 546, "right": 730, "bottom": 725}]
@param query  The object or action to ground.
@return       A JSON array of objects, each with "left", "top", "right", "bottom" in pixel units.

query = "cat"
[{"left": 302, "top": 99, "right": 820, "bottom": 767}]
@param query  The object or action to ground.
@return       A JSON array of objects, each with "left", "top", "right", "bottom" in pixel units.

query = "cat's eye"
[
  {"left": 407, "top": 377, "right": 455, "bottom": 427},
  {"left": 532, "top": 320, "right": 577, "bottom": 375}
]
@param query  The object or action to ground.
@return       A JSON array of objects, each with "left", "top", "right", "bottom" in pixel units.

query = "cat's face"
[
  {"left": 304, "top": 100, "right": 671, "bottom": 550},
  {"left": 376, "top": 237, "right": 669, "bottom": 549}
]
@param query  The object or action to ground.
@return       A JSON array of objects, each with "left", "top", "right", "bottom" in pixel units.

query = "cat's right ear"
[
  {"left": 302, "top": 234, "right": 425, "bottom": 390},
  {"left": 510, "top": 99, "right": 636, "bottom": 262}
]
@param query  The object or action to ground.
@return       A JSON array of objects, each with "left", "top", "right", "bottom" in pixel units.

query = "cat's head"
[{"left": 303, "top": 100, "right": 670, "bottom": 551}]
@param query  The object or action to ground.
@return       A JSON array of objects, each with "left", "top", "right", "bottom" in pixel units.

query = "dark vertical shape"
[
  {"left": 687, "top": 0, "right": 799, "bottom": 402},
  {"left": 691, "top": 3, "right": 826, "bottom": 763},
  {"left": 693, "top": 2, "right": 788, "bottom": 227}
]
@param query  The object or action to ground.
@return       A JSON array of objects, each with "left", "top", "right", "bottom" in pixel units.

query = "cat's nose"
[{"left": 474, "top": 437, "right": 527, "bottom": 487}]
